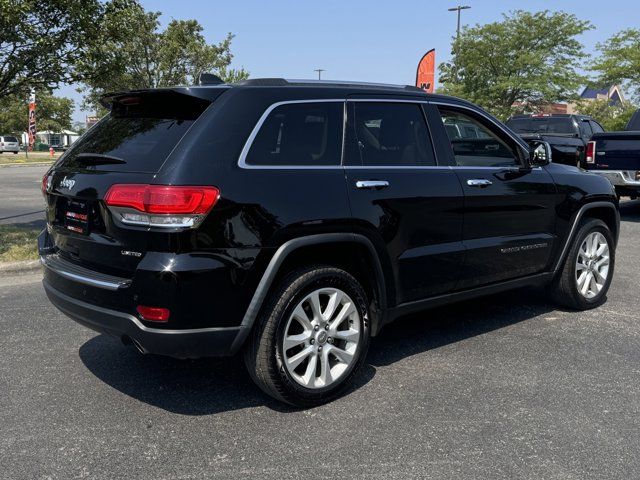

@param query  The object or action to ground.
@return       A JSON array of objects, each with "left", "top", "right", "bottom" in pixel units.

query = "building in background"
[
  {"left": 578, "top": 85, "right": 624, "bottom": 105},
  {"left": 512, "top": 85, "right": 626, "bottom": 115},
  {"left": 86, "top": 115, "right": 100, "bottom": 129},
  {"left": 21, "top": 129, "right": 79, "bottom": 150}
]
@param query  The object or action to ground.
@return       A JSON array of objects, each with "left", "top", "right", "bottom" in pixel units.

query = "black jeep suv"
[{"left": 40, "top": 79, "right": 619, "bottom": 406}]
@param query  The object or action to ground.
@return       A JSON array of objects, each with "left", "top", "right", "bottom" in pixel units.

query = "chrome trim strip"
[
  {"left": 345, "top": 165, "right": 451, "bottom": 170},
  {"left": 238, "top": 99, "right": 346, "bottom": 170},
  {"left": 41, "top": 255, "right": 131, "bottom": 291}
]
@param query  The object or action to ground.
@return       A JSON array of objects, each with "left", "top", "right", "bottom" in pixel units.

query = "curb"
[
  {"left": 0, "top": 259, "right": 41, "bottom": 275},
  {"left": 0, "top": 161, "right": 54, "bottom": 168}
]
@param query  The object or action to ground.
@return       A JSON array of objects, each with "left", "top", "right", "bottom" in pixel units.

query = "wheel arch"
[
  {"left": 553, "top": 200, "right": 619, "bottom": 273},
  {"left": 230, "top": 233, "right": 389, "bottom": 353}
]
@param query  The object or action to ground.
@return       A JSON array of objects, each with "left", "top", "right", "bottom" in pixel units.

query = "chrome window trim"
[
  {"left": 238, "top": 99, "right": 346, "bottom": 170},
  {"left": 237, "top": 97, "right": 533, "bottom": 170}
]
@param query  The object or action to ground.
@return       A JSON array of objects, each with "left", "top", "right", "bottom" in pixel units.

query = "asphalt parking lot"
[
  {"left": 1, "top": 165, "right": 639, "bottom": 478},
  {"left": 0, "top": 164, "right": 49, "bottom": 226}
]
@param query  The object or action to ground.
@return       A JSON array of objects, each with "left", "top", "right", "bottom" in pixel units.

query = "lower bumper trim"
[{"left": 43, "top": 280, "right": 244, "bottom": 358}]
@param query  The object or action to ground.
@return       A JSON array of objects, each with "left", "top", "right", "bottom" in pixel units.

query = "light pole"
[
  {"left": 448, "top": 5, "right": 470, "bottom": 40},
  {"left": 448, "top": 5, "right": 470, "bottom": 80},
  {"left": 313, "top": 69, "right": 325, "bottom": 80}
]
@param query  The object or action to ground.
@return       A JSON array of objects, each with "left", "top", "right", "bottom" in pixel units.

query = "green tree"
[
  {"left": 574, "top": 98, "right": 637, "bottom": 131},
  {"left": 0, "top": 0, "right": 102, "bottom": 100},
  {"left": 592, "top": 28, "right": 640, "bottom": 101},
  {"left": 438, "top": 10, "right": 592, "bottom": 120},
  {"left": 0, "top": 92, "right": 74, "bottom": 136},
  {"left": 78, "top": 0, "right": 248, "bottom": 111}
]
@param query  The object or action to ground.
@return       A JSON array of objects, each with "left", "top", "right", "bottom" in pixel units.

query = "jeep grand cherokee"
[{"left": 40, "top": 79, "right": 619, "bottom": 406}]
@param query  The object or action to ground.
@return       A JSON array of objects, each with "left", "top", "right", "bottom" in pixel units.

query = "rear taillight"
[
  {"left": 104, "top": 184, "right": 219, "bottom": 228},
  {"left": 586, "top": 141, "right": 596, "bottom": 164},
  {"left": 41, "top": 173, "right": 50, "bottom": 196}
]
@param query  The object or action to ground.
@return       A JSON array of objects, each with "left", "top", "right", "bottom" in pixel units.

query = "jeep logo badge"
[{"left": 59, "top": 176, "right": 75, "bottom": 190}]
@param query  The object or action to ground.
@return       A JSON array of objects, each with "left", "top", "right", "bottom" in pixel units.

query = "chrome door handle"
[
  {"left": 466, "top": 179, "right": 492, "bottom": 188},
  {"left": 355, "top": 180, "right": 390, "bottom": 190}
]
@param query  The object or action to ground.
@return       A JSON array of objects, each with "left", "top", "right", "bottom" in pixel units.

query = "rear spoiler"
[{"left": 100, "top": 86, "right": 229, "bottom": 109}]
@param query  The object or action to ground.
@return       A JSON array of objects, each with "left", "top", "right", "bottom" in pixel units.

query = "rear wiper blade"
[{"left": 75, "top": 153, "right": 127, "bottom": 165}]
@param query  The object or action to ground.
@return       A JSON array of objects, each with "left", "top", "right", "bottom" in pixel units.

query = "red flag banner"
[
  {"left": 28, "top": 91, "right": 36, "bottom": 152},
  {"left": 415, "top": 49, "right": 435, "bottom": 93}
]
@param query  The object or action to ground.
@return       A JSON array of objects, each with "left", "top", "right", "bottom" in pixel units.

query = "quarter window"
[
  {"left": 438, "top": 108, "right": 520, "bottom": 167},
  {"left": 351, "top": 102, "right": 435, "bottom": 166},
  {"left": 579, "top": 120, "right": 593, "bottom": 138},
  {"left": 245, "top": 102, "right": 343, "bottom": 166},
  {"left": 590, "top": 121, "right": 604, "bottom": 134}
]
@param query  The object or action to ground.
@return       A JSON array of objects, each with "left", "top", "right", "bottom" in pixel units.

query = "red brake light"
[
  {"left": 586, "top": 141, "right": 596, "bottom": 164},
  {"left": 136, "top": 305, "right": 170, "bottom": 322},
  {"left": 41, "top": 173, "right": 49, "bottom": 195},
  {"left": 105, "top": 185, "right": 219, "bottom": 214}
]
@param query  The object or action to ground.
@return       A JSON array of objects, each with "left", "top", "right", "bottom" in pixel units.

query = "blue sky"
[{"left": 58, "top": 0, "right": 640, "bottom": 123}]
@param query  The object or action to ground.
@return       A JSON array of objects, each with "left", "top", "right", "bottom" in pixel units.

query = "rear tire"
[
  {"left": 244, "top": 266, "right": 370, "bottom": 407},
  {"left": 549, "top": 218, "right": 615, "bottom": 310}
]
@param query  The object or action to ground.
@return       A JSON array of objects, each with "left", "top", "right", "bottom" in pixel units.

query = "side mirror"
[{"left": 529, "top": 140, "right": 552, "bottom": 166}]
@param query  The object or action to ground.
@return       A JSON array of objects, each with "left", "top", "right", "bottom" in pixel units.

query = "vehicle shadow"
[
  {"left": 79, "top": 288, "right": 553, "bottom": 415},
  {"left": 369, "top": 288, "right": 554, "bottom": 368},
  {"left": 78, "top": 335, "right": 376, "bottom": 415},
  {"left": 619, "top": 199, "right": 640, "bottom": 223}
]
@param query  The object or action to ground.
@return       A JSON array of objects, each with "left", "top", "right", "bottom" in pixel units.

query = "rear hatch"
[{"left": 43, "top": 88, "right": 226, "bottom": 276}]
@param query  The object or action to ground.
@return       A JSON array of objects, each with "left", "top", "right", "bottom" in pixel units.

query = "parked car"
[
  {"left": 0, "top": 135, "right": 20, "bottom": 153},
  {"left": 584, "top": 108, "right": 640, "bottom": 199},
  {"left": 506, "top": 114, "right": 604, "bottom": 167},
  {"left": 40, "top": 79, "right": 619, "bottom": 406}
]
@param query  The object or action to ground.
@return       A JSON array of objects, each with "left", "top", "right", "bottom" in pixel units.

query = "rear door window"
[
  {"left": 349, "top": 102, "right": 435, "bottom": 166},
  {"left": 57, "top": 91, "right": 213, "bottom": 173},
  {"left": 245, "top": 102, "right": 344, "bottom": 166},
  {"left": 3, "top": 136, "right": 18, "bottom": 143}
]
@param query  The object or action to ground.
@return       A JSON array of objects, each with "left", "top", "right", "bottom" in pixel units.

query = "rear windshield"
[
  {"left": 3, "top": 136, "right": 18, "bottom": 142},
  {"left": 57, "top": 91, "right": 213, "bottom": 173},
  {"left": 507, "top": 117, "right": 576, "bottom": 134}
]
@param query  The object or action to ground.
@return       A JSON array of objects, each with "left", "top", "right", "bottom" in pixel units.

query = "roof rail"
[
  {"left": 235, "top": 78, "right": 426, "bottom": 92},
  {"left": 236, "top": 78, "right": 289, "bottom": 86}
]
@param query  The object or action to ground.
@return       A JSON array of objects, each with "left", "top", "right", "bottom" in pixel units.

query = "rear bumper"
[
  {"left": 591, "top": 170, "right": 640, "bottom": 190},
  {"left": 43, "top": 278, "right": 246, "bottom": 359}
]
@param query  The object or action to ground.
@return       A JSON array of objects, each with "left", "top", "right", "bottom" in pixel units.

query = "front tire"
[
  {"left": 244, "top": 266, "right": 370, "bottom": 407},
  {"left": 549, "top": 218, "right": 615, "bottom": 310}
]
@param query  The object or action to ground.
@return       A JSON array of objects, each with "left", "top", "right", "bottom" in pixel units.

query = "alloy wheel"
[
  {"left": 575, "top": 231, "right": 610, "bottom": 299},
  {"left": 282, "top": 287, "right": 361, "bottom": 389}
]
